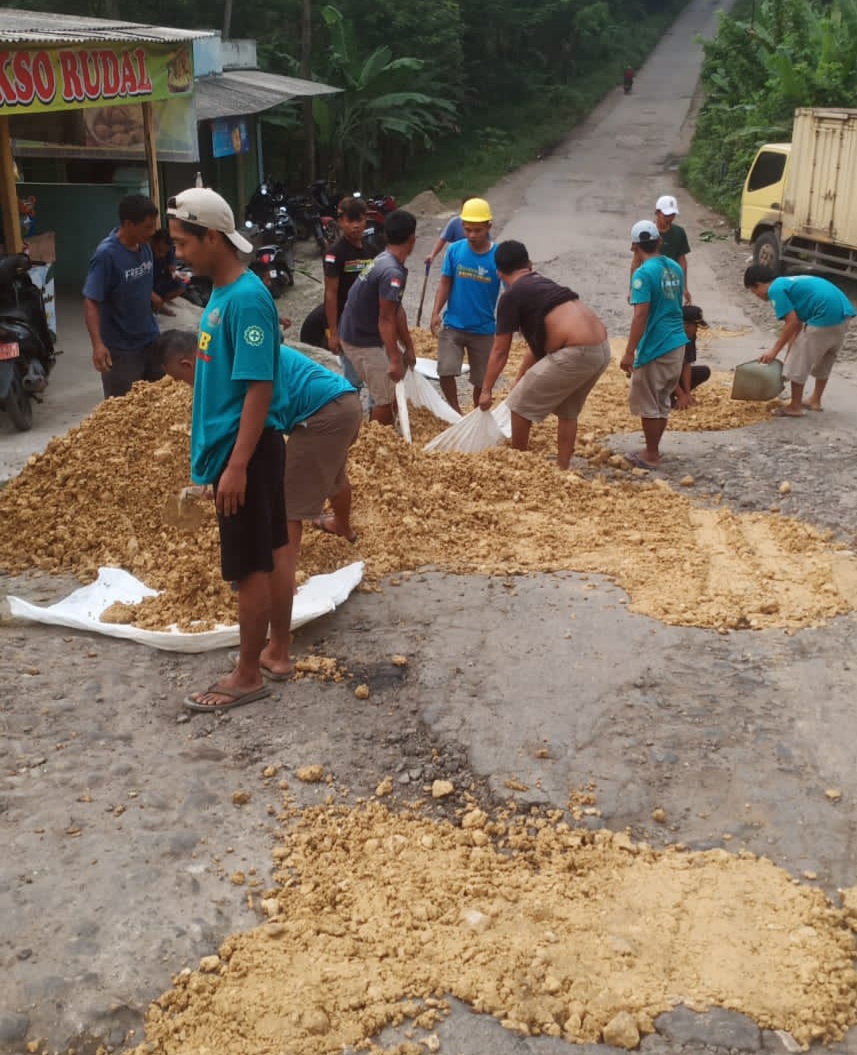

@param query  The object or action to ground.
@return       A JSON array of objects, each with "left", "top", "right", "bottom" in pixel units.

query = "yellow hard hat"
[{"left": 460, "top": 197, "right": 492, "bottom": 223}]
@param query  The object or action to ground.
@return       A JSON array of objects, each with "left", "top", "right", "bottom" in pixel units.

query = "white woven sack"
[
  {"left": 424, "top": 406, "right": 505, "bottom": 454},
  {"left": 491, "top": 399, "right": 512, "bottom": 439},
  {"left": 403, "top": 368, "right": 462, "bottom": 425},
  {"left": 395, "top": 380, "right": 412, "bottom": 442}
]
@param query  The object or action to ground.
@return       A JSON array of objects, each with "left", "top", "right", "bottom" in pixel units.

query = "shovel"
[
  {"left": 163, "top": 486, "right": 210, "bottom": 530},
  {"left": 415, "top": 261, "right": 430, "bottom": 328}
]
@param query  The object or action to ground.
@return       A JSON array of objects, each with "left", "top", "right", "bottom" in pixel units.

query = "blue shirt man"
[
  {"left": 621, "top": 219, "right": 687, "bottom": 469},
  {"left": 629, "top": 255, "right": 687, "bottom": 366},
  {"left": 745, "top": 265, "right": 855, "bottom": 413},
  {"left": 272, "top": 345, "right": 356, "bottom": 434},
  {"left": 82, "top": 193, "right": 161, "bottom": 398},
  {"left": 429, "top": 197, "right": 500, "bottom": 413}
]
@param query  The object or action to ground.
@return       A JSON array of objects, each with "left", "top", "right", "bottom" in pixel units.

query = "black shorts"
[{"left": 215, "top": 429, "right": 288, "bottom": 582}]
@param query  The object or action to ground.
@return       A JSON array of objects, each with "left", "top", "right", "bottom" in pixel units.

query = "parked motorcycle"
[
  {"left": 286, "top": 192, "right": 329, "bottom": 253},
  {"left": 174, "top": 264, "right": 212, "bottom": 308},
  {"left": 308, "top": 180, "right": 342, "bottom": 249},
  {"left": 244, "top": 211, "right": 296, "bottom": 298},
  {"left": 363, "top": 193, "right": 398, "bottom": 250},
  {"left": 0, "top": 252, "right": 57, "bottom": 432}
]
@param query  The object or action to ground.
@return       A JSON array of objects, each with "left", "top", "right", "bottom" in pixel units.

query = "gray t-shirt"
[{"left": 339, "top": 250, "right": 408, "bottom": 347}]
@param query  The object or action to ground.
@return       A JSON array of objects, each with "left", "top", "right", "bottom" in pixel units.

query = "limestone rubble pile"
[
  {"left": 0, "top": 360, "right": 854, "bottom": 632},
  {"left": 131, "top": 802, "right": 857, "bottom": 1055}
]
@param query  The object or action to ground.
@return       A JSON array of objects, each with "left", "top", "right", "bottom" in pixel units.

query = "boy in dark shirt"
[
  {"left": 673, "top": 304, "right": 711, "bottom": 409},
  {"left": 299, "top": 197, "right": 377, "bottom": 391}
]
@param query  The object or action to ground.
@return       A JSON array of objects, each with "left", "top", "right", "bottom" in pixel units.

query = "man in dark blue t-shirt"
[{"left": 83, "top": 194, "right": 161, "bottom": 399}]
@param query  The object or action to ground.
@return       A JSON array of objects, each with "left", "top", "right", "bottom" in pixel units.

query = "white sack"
[
  {"left": 423, "top": 405, "right": 505, "bottom": 454},
  {"left": 7, "top": 563, "right": 364, "bottom": 653},
  {"left": 402, "top": 368, "right": 462, "bottom": 425},
  {"left": 415, "top": 356, "right": 469, "bottom": 381},
  {"left": 492, "top": 399, "right": 512, "bottom": 439},
  {"left": 395, "top": 380, "right": 412, "bottom": 442}
]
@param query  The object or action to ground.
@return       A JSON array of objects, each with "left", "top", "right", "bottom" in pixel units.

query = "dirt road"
[{"left": 5, "top": 0, "right": 857, "bottom": 1052}]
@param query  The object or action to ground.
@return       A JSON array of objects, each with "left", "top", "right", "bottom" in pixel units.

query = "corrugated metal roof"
[
  {"left": 0, "top": 8, "right": 213, "bottom": 44},
  {"left": 193, "top": 69, "right": 340, "bottom": 122}
]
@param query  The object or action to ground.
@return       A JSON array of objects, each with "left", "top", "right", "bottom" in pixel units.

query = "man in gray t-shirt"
[{"left": 339, "top": 210, "right": 418, "bottom": 426}]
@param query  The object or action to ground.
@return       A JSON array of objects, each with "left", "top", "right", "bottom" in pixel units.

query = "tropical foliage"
[
  {"left": 3, "top": 0, "right": 686, "bottom": 191},
  {"left": 683, "top": 0, "right": 857, "bottom": 221}
]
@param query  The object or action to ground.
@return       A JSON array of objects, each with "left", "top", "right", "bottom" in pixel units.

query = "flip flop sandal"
[
  {"left": 227, "top": 651, "right": 293, "bottom": 683},
  {"left": 183, "top": 684, "right": 271, "bottom": 713},
  {"left": 770, "top": 406, "right": 806, "bottom": 418},
  {"left": 626, "top": 451, "right": 659, "bottom": 470}
]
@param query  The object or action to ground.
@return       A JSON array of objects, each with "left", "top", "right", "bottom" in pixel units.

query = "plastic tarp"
[
  {"left": 7, "top": 563, "right": 364, "bottom": 653},
  {"left": 423, "top": 399, "right": 511, "bottom": 453}
]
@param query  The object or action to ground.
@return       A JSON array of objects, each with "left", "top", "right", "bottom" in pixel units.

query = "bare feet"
[
  {"left": 311, "top": 513, "right": 358, "bottom": 544},
  {"left": 258, "top": 646, "right": 294, "bottom": 680}
]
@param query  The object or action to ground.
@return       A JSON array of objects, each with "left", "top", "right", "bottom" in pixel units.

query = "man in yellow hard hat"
[{"left": 429, "top": 197, "right": 501, "bottom": 413}]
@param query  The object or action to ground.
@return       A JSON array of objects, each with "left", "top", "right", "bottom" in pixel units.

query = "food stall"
[{"left": 0, "top": 9, "right": 210, "bottom": 286}]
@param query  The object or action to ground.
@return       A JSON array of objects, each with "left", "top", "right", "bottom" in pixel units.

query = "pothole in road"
[{"left": 130, "top": 800, "right": 857, "bottom": 1055}]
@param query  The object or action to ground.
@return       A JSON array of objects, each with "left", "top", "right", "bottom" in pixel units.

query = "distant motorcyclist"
[{"left": 623, "top": 66, "right": 634, "bottom": 93}]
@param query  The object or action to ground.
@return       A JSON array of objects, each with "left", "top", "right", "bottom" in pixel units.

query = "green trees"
[{"left": 684, "top": 0, "right": 857, "bottom": 220}]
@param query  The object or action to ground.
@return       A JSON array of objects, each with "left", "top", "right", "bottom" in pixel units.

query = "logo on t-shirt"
[
  {"left": 632, "top": 278, "right": 643, "bottom": 290},
  {"left": 390, "top": 278, "right": 401, "bottom": 289},
  {"left": 207, "top": 308, "right": 222, "bottom": 327},
  {"left": 243, "top": 324, "right": 266, "bottom": 346}
]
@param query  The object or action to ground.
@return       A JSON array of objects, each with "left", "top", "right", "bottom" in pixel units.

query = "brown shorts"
[
  {"left": 629, "top": 346, "right": 684, "bottom": 419},
  {"left": 285, "top": 392, "right": 363, "bottom": 520},
  {"left": 436, "top": 327, "right": 493, "bottom": 387},
  {"left": 784, "top": 321, "right": 850, "bottom": 384},
  {"left": 505, "top": 340, "right": 611, "bottom": 422},
  {"left": 341, "top": 341, "right": 396, "bottom": 407}
]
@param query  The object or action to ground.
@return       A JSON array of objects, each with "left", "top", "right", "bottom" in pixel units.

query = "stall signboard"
[
  {"left": 212, "top": 117, "right": 249, "bottom": 158},
  {"left": 0, "top": 42, "right": 194, "bottom": 115}
]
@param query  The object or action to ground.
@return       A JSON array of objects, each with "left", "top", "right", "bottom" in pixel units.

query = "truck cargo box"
[{"left": 785, "top": 108, "right": 857, "bottom": 250}]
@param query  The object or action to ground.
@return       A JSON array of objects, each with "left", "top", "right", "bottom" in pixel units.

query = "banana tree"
[{"left": 314, "top": 5, "right": 457, "bottom": 186}]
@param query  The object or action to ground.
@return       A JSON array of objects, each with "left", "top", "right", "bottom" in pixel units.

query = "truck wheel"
[
  {"left": 753, "top": 232, "right": 781, "bottom": 272},
  {"left": 4, "top": 372, "right": 33, "bottom": 432}
]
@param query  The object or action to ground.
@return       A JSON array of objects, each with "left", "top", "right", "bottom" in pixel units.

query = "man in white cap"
[
  {"left": 167, "top": 187, "right": 288, "bottom": 714},
  {"left": 620, "top": 219, "right": 686, "bottom": 469},
  {"left": 654, "top": 194, "right": 691, "bottom": 304}
]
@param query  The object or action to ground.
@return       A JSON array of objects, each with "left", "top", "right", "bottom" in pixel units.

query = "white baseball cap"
[
  {"left": 631, "top": 219, "right": 660, "bottom": 244},
  {"left": 167, "top": 187, "right": 253, "bottom": 254},
  {"left": 655, "top": 194, "right": 679, "bottom": 216}
]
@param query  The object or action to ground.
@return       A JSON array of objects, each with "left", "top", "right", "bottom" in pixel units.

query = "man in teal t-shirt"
[
  {"left": 430, "top": 197, "right": 500, "bottom": 413},
  {"left": 620, "top": 219, "right": 686, "bottom": 469},
  {"left": 168, "top": 187, "right": 287, "bottom": 716},
  {"left": 745, "top": 265, "right": 855, "bottom": 414},
  {"left": 157, "top": 329, "right": 364, "bottom": 684}
]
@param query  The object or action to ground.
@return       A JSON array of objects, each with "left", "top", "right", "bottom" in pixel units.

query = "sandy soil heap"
[
  {"left": 0, "top": 367, "right": 855, "bottom": 632},
  {"left": 133, "top": 802, "right": 857, "bottom": 1055}
]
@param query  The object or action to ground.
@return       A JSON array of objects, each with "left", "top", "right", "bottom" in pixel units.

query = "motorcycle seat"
[{"left": 0, "top": 254, "right": 30, "bottom": 285}]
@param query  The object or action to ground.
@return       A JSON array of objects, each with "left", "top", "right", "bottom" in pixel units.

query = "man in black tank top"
[{"left": 479, "top": 240, "right": 611, "bottom": 469}]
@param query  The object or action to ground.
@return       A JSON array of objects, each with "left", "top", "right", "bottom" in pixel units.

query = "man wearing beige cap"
[{"left": 167, "top": 187, "right": 288, "bottom": 714}]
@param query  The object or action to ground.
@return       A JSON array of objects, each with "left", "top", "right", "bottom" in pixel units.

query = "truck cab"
[{"left": 738, "top": 144, "right": 790, "bottom": 268}]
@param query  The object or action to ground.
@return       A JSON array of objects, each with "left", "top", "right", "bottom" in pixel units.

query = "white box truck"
[{"left": 738, "top": 107, "right": 857, "bottom": 277}]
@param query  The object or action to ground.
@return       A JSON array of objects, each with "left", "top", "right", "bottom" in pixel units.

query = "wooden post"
[
  {"left": 0, "top": 116, "right": 24, "bottom": 255},
  {"left": 141, "top": 102, "right": 161, "bottom": 212}
]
